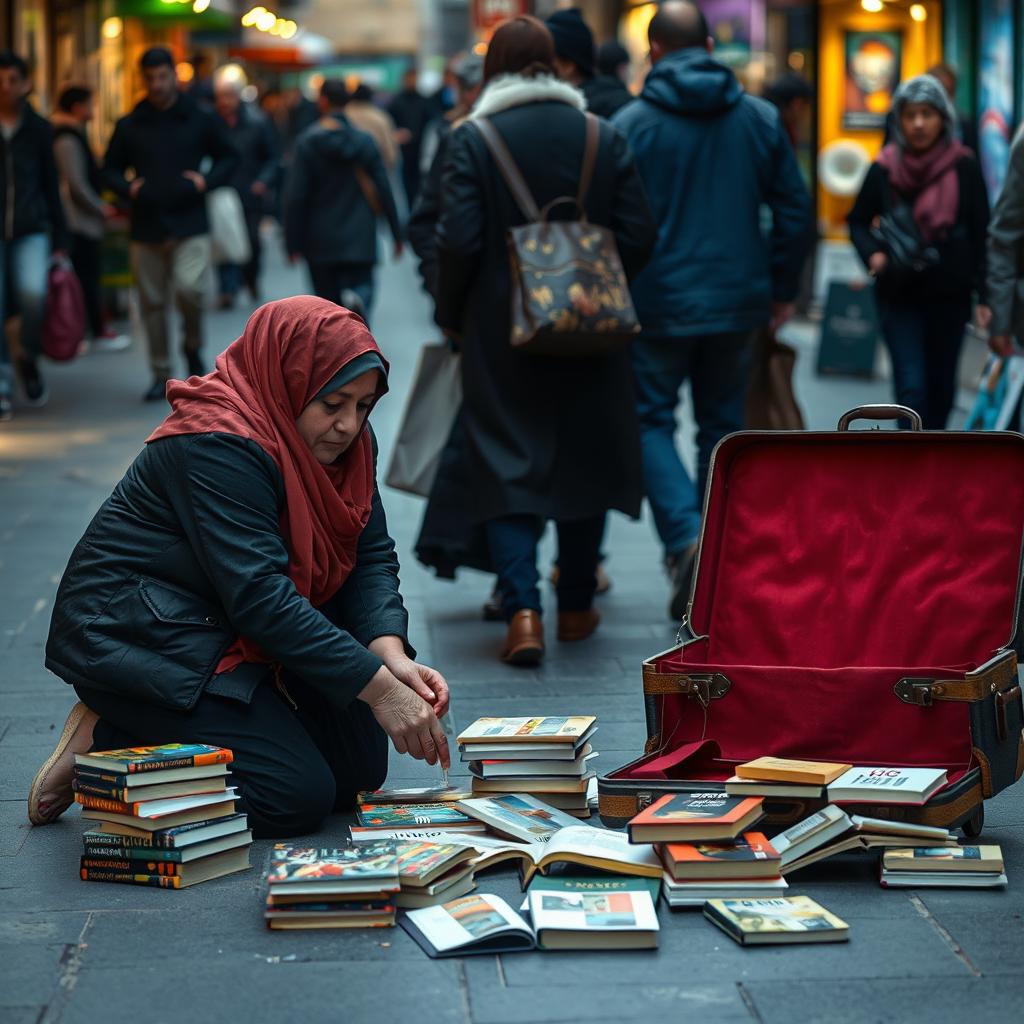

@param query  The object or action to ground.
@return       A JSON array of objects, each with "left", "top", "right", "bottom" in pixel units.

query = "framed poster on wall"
[
  {"left": 843, "top": 30, "right": 901, "bottom": 130},
  {"left": 977, "top": 0, "right": 1016, "bottom": 201}
]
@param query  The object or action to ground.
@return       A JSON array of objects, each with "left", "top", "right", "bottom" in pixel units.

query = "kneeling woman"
[{"left": 29, "top": 297, "right": 450, "bottom": 837}]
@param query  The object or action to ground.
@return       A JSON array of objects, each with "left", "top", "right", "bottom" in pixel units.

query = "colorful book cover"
[
  {"left": 75, "top": 744, "right": 233, "bottom": 774},
  {"left": 356, "top": 803, "right": 477, "bottom": 828},
  {"left": 80, "top": 856, "right": 183, "bottom": 876},
  {"left": 704, "top": 895, "right": 849, "bottom": 943},
  {"left": 393, "top": 842, "right": 469, "bottom": 880},
  {"left": 458, "top": 716, "right": 595, "bottom": 745},
  {"left": 630, "top": 793, "right": 763, "bottom": 827},
  {"left": 882, "top": 845, "right": 1003, "bottom": 871},
  {"left": 74, "top": 788, "right": 237, "bottom": 818},
  {"left": 79, "top": 867, "right": 183, "bottom": 887},
  {"left": 355, "top": 786, "right": 473, "bottom": 805},
  {"left": 663, "top": 832, "right": 780, "bottom": 865},
  {"left": 267, "top": 842, "right": 401, "bottom": 885}
]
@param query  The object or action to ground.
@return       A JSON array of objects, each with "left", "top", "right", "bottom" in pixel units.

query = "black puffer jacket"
[
  {"left": 45, "top": 432, "right": 411, "bottom": 714},
  {"left": 582, "top": 75, "right": 633, "bottom": 119},
  {"left": 0, "top": 102, "right": 68, "bottom": 246},
  {"left": 284, "top": 116, "right": 401, "bottom": 264}
]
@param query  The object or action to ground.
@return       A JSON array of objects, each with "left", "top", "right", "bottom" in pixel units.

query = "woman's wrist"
[
  {"left": 368, "top": 635, "right": 410, "bottom": 669},
  {"left": 358, "top": 663, "right": 398, "bottom": 705}
]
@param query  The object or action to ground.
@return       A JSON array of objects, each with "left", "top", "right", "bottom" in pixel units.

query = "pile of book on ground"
[
  {"left": 458, "top": 716, "right": 598, "bottom": 818},
  {"left": 74, "top": 743, "right": 252, "bottom": 888}
]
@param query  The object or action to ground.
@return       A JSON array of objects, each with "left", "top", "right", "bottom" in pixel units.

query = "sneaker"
[
  {"left": 185, "top": 351, "right": 205, "bottom": 377},
  {"left": 0, "top": 393, "right": 12, "bottom": 422},
  {"left": 16, "top": 358, "right": 48, "bottom": 407},
  {"left": 667, "top": 542, "right": 699, "bottom": 622},
  {"left": 90, "top": 330, "right": 131, "bottom": 353},
  {"left": 143, "top": 378, "right": 168, "bottom": 402}
]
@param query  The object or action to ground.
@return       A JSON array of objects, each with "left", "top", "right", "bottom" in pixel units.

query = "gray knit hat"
[{"left": 890, "top": 73, "right": 957, "bottom": 148}]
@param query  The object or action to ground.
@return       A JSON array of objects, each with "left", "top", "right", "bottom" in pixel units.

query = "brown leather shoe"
[
  {"left": 27, "top": 701, "right": 98, "bottom": 825},
  {"left": 501, "top": 609, "right": 545, "bottom": 666},
  {"left": 557, "top": 608, "right": 601, "bottom": 642}
]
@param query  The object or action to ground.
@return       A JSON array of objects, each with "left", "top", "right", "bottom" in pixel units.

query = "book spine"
[
  {"left": 74, "top": 794, "right": 139, "bottom": 815},
  {"left": 72, "top": 779, "right": 130, "bottom": 800},
  {"left": 80, "top": 856, "right": 181, "bottom": 876},
  {"left": 82, "top": 844, "right": 181, "bottom": 862},
  {"left": 126, "top": 751, "right": 232, "bottom": 774},
  {"left": 79, "top": 866, "right": 182, "bottom": 887},
  {"left": 83, "top": 831, "right": 157, "bottom": 849}
]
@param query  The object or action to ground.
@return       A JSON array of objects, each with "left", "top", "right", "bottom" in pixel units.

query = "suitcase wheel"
[{"left": 961, "top": 805, "right": 985, "bottom": 838}]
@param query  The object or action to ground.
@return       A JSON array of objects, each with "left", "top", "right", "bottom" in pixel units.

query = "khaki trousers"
[{"left": 130, "top": 235, "right": 211, "bottom": 378}]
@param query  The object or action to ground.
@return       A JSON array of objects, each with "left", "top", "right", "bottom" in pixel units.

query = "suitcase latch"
[
  {"left": 894, "top": 677, "right": 935, "bottom": 706},
  {"left": 682, "top": 673, "right": 732, "bottom": 707},
  {"left": 637, "top": 791, "right": 654, "bottom": 811}
]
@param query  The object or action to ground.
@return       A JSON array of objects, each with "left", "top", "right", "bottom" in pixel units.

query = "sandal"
[{"left": 27, "top": 701, "right": 95, "bottom": 825}]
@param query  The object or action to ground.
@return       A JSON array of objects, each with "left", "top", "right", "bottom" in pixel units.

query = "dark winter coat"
[
  {"left": 408, "top": 124, "right": 451, "bottom": 302},
  {"left": 0, "top": 102, "right": 68, "bottom": 247},
  {"left": 613, "top": 49, "right": 812, "bottom": 336},
  {"left": 218, "top": 104, "right": 280, "bottom": 213},
  {"left": 583, "top": 75, "right": 633, "bottom": 119},
  {"left": 284, "top": 116, "right": 401, "bottom": 266},
  {"left": 436, "top": 76, "right": 657, "bottom": 524},
  {"left": 848, "top": 156, "right": 990, "bottom": 305},
  {"left": 45, "top": 432, "right": 411, "bottom": 715},
  {"left": 102, "top": 93, "right": 239, "bottom": 243}
]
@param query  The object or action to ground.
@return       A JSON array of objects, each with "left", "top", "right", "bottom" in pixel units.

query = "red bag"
[{"left": 41, "top": 260, "right": 86, "bottom": 362}]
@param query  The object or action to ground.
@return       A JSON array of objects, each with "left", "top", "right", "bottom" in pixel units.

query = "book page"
[
  {"left": 540, "top": 826, "right": 661, "bottom": 872},
  {"left": 405, "top": 894, "right": 531, "bottom": 952},
  {"left": 529, "top": 888, "right": 659, "bottom": 933}
]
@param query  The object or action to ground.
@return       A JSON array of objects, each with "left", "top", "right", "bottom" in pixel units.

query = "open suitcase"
[{"left": 599, "top": 405, "right": 1024, "bottom": 837}]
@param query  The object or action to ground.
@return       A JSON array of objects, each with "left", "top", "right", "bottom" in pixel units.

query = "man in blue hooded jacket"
[{"left": 613, "top": 1, "right": 811, "bottom": 619}]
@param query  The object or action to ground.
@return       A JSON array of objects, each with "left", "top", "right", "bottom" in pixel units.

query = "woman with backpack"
[
  {"left": 435, "top": 15, "right": 655, "bottom": 665},
  {"left": 848, "top": 74, "right": 989, "bottom": 429}
]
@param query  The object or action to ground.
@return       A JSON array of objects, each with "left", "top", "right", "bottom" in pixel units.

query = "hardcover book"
[
  {"left": 81, "top": 798, "right": 239, "bottom": 831},
  {"left": 393, "top": 841, "right": 475, "bottom": 886},
  {"left": 882, "top": 845, "right": 1004, "bottom": 873},
  {"left": 79, "top": 846, "right": 250, "bottom": 888},
  {"left": 267, "top": 842, "right": 401, "bottom": 893},
  {"left": 735, "top": 757, "right": 852, "bottom": 786},
  {"left": 72, "top": 763, "right": 229, "bottom": 789},
  {"left": 627, "top": 793, "right": 764, "bottom": 843},
  {"left": 456, "top": 794, "right": 582, "bottom": 843},
  {"left": 704, "top": 895, "right": 850, "bottom": 945},
  {"left": 81, "top": 813, "right": 249, "bottom": 848},
  {"left": 659, "top": 832, "right": 782, "bottom": 880},
  {"left": 469, "top": 774, "right": 593, "bottom": 795},
  {"left": 74, "top": 744, "right": 233, "bottom": 774},
  {"left": 355, "top": 803, "right": 479, "bottom": 830},
  {"left": 74, "top": 788, "right": 238, "bottom": 819},
  {"left": 662, "top": 874, "right": 789, "bottom": 908},
  {"left": 72, "top": 774, "right": 228, "bottom": 803},
  {"left": 725, "top": 776, "right": 823, "bottom": 799},
  {"left": 457, "top": 717, "right": 596, "bottom": 746},
  {"left": 827, "top": 767, "right": 948, "bottom": 804},
  {"left": 82, "top": 830, "right": 253, "bottom": 863},
  {"left": 469, "top": 746, "right": 596, "bottom": 779},
  {"left": 355, "top": 786, "right": 473, "bottom": 804}
]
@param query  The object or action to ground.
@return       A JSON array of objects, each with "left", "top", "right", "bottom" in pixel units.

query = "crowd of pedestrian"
[{"left": 1, "top": 1, "right": 1022, "bottom": 666}]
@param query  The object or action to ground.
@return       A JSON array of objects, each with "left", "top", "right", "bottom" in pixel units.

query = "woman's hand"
[
  {"left": 359, "top": 666, "right": 451, "bottom": 768},
  {"left": 385, "top": 656, "right": 450, "bottom": 720}
]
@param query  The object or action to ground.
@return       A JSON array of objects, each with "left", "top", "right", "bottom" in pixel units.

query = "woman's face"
[
  {"left": 296, "top": 369, "right": 380, "bottom": 465},
  {"left": 900, "top": 102, "right": 944, "bottom": 154}
]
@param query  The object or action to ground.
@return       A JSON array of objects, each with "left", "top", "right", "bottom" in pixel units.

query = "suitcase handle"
[{"left": 837, "top": 405, "right": 922, "bottom": 431}]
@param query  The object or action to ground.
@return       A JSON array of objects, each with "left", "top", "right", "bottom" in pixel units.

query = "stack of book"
[
  {"left": 393, "top": 840, "right": 478, "bottom": 907},
  {"left": 879, "top": 845, "right": 1007, "bottom": 889},
  {"left": 265, "top": 841, "right": 401, "bottom": 929},
  {"left": 658, "top": 832, "right": 787, "bottom": 907},
  {"left": 74, "top": 744, "right": 252, "bottom": 888},
  {"left": 457, "top": 716, "right": 598, "bottom": 817}
]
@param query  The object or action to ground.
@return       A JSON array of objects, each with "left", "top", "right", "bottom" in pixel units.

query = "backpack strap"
[
  {"left": 576, "top": 113, "right": 600, "bottom": 209},
  {"left": 474, "top": 117, "right": 542, "bottom": 222}
]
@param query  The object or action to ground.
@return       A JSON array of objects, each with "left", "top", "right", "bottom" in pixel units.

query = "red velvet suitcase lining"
[{"left": 614, "top": 432, "right": 1024, "bottom": 789}]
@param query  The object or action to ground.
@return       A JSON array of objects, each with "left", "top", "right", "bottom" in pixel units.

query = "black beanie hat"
[{"left": 546, "top": 8, "right": 595, "bottom": 78}]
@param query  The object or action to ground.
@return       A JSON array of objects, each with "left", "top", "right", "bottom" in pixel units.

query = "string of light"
[{"left": 241, "top": 6, "right": 298, "bottom": 38}]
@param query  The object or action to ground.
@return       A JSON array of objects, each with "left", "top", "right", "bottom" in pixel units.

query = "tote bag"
[
  {"left": 41, "top": 258, "right": 86, "bottom": 362},
  {"left": 385, "top": 342, "right": 462, "bottom": 497},
  {"left": 207, "top": 187, "right": 251, "bottom": 264}
]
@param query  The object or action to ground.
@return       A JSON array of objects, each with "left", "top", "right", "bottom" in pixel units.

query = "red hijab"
[{"left": 147, "top": 296, "right": 389, "bottom": 673}]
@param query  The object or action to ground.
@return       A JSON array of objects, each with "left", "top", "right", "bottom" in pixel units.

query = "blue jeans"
[
  {"left": 877, "top": 299, "right": 970, "bottom": 430},
  {"left": 486, "top": 514, "right": 606, "bottom": 621},
  {"left": 0, "top": 233, "right": 51, "bottom": 395},
  {"left": 631, "top": 331, "right": 754, "bottom": 558}
]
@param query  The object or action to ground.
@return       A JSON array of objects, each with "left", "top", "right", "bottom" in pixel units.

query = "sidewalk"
[{"left": 1, "top": 239, "right": 1020, "bottom": 1024}]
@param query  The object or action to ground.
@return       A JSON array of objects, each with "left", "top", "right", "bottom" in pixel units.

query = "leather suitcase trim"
[
  {"left": 642, "top": 669, "right": 731, "bottom": 702},
  {"left": 894, "top": 655, "right": 1018, "bottom": 706},
  {"left": 912, "top": 779, "right": 983, "bottom": 827},
  {"left": 973, "top": 746, "right": 994, "bottom": 798}
]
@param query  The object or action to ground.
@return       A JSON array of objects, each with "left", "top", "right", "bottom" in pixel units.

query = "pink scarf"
[{"left": 877, "top": 140, "right": 968, "bottom": 244}]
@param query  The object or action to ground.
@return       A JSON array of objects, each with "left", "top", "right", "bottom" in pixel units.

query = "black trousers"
[
  {"left": 76, "top": 676, "right": 388, "bottom": 839},
  {"left": 69, "top": 233, "right": 104, "bottom": 338},
  {"left": 307, "top": 261, "right": 374, "bottom": 325}
]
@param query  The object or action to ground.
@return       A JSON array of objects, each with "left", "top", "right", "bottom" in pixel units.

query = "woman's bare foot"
[{"left": 27, "top": 702, "right": 98, "bottom": 825}]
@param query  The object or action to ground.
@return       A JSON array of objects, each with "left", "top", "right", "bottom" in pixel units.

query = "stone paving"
[{"left": 1, "top": 236, "right": 1020, "bottom": 1024}]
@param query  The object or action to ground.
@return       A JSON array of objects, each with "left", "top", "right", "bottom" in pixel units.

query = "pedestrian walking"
[
  {"left": 591, "top": 41, "right": 635, "bottom": 119},
  {"left": 546, "top": 8, "right": 629, "bottom": 120},
  {"left": 345, "top": 84, "right": 400, "bottom": 171},
  {"left": 977, "top": 125, "right": 1024, "bottom": 359},
  {"left": 613, "top": 1, "right": 811, "bottom": 620},
  {"left": 388, "top": 68, "right": 434, "bottom": 210},
  {"left": 28, "top": 297, "right": 450, "bottom": 837},
  {"left": 0, "top": 50, "right": 69, "bottom": 421},
  {"left": 103, "top": 47, "right": 238, "bottom": 401},
  {"left": 284, "top": 79, "right": 402, "bottom": 324},
  {"left": 213, "top": 74, "right": 279, "bottom": 307},
  {"left": 52, "top": 84, "right": 129, "bottom": 355},
  {"left": 435, "top": 15, "right": 656, "bottom": 665},
  {"left": 849, "top": 74, "right": 989, "bottom": 430}
]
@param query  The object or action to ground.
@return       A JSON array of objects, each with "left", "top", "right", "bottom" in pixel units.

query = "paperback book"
[
  {"left": 356, "top": 802, "right": 480, "bottom": 831},
  {"left": 72, "top": 771, "right": 229, "bottom": 802},
  {"left": 355, "top": 786, "right": 473, "bottom": 805},
  {"left": 267, "top": 841, "right": 402, "bottom": 894},
  {"left": 627, "top": 793, "right": 764, "bottom": 843},
  {"left": 735, "top": 757, "right": 852, "bottom": 786},
  {"left": 704, "top": 895, "right": 849, "bottom": 945},
  {"left": 662, "top": 874, "right": 789, "bottom": 908},
  {"left": 458, "top": 717, "right": 596, "bottom": 746},
  {"left": 82, "top": 813, "right": 250, "bottom": 849},
  {"left": 400, "top": 894, "right": 536, "bottom": 957},
  {"left": 659, "top": 832, "right": 781, "bottom": 881},
  {"left": 879, "top": 844, "right": 1007, "bottom": 888},
  {"left": 80, "top": 846, "right": 250, "bottom": 888},
  {"left": 456, "top": 794, "right": 583, "bottom": 843},
  {"left": 826, "top": 767, "right": 948, "bottom": 804},
  {"left": 74, "top": 744, "right": 233, "bottom": 774}
]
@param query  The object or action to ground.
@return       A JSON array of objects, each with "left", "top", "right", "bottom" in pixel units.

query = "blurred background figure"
[
  {"left": 284, "top": 79, "right": 401, "bottom": 324},
  {"left": 591, "top": 40, "right": 634, "bottom": 119},
  {"left": 388, "top": 67, "right": 434, "bottom": 211},
  {"left": 52, "top": 85, "right": 129, "bottom": 355},
  {"left": 849, "top": 74, "right": 989, "bottom": 430},
  {"left": 345, "top": 84, "right": 400, "bottom": 172},
  {"left": 186, "top": 52, "right": 215, "bottom": 109},
  {"left": 764, "top": 72, "right": 813, "bottom": 151},
  {"left": 213, "top": 72, "right": 279, "bottom": 308},
  {"left": 0, "top": 50, "right": 68, "bottom": 420}
]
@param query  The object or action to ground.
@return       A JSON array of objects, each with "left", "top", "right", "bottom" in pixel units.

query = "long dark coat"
[{"left": 435, "top": 82, "right": 656, "bottom": 524}]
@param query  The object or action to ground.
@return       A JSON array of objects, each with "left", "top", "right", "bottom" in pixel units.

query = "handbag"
[
  {"left": 872, "top": 196, "right": 939, "bottom": 278},
  {"left": 385, "top": 342, "right": 463, "bottom": 497},
  {"left": 41, "top": 257, "right": 86, "bottom": 362},
  {"left": 474, "top": 113, "right": 639, "bottom": 356},
  {"left": 207, "top": 186, "right": 252, "bottom": 264},
  {"left": 965, "top": 354, "right": 1024, "bottom": 431},
  {"left": 745, "top": 328, "right": 806, "bottom": 430}
]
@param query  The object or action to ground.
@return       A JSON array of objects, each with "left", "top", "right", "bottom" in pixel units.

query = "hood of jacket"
[
  {"left": 301, "top": 117, "right": 365, "bottom": 163},
  {"left": 469, "top": 74, "right": 585, "bottom": 121},
  {"left": 641, "top": 48, "right": 742, "bottom": 116}
]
